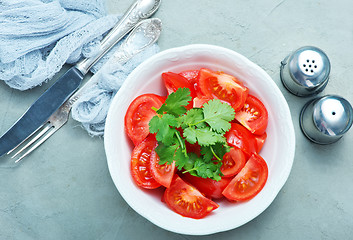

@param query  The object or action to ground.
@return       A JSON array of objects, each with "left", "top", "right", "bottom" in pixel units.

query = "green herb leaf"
[
  {"left": 155, "top": 142, "right": 179, "bottom": 165},
  {"left": 193, "top": 159, "right": 222, "bottom": 181},
  {"left": 149, "top": 114, "right": 179, "bottom": 145},
  {"left": 148, "top": 86, "right": 236, "bottom": 181},
  {"left": 178, "top": 108, "right": 205, "bottom": 128},
  {"left": 202, "top": 99, "right": 235, "bottom": 133},
  {"left": 157, "top": 88, "right": 192, "bottom": 116},
  {"left": 183, "top": 126, "right": 225, "bottom": 146}
]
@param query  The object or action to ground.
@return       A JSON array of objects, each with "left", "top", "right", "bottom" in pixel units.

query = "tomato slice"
[
  {"left": 225, "top": 123, "right": 257, "bottom": 156},
  {"left": 255, "top": 132, "right": 267, "bottom": 153},
  {"left": 179, "top": 70, "right": 201, "bottom": 97},
  {"left": 181, "top": 173, "right": 232, "bottom": 199},
  {"left": 150, "top": 150, "right": 176, "bottom": 188},
  {"left": 197, "top": 68, "right": 249, "bottom": 111},
  {"left": 164, "top": 176, "right": 219, "bottom": 219},
  {"left": 222, "top": 153, "right": 268, "bottom": 201},
  {"left": 179, "top": 70, "right": 199, "bottom": 81},
  {"left": 192, "top": 96, "right": 212, "bottom": 108},
  {"left": 221, "top": 147, "right": 246, "bottom": 177},
  {"left": 234, "top": 95, "right": 268, "bottom": 135},
  {"left": 130, "top": 135, "right": 161, "bottom": 189},
  {"left": 162, "top": 72, "right": 196, "bottom": 109},
  {"left": 124, "top": 94, "right": 164, "bottom": 145}
]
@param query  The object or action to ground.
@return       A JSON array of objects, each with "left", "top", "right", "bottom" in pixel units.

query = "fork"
[{"left": 8, "top": 18, "right": 162, "bottom": 163}]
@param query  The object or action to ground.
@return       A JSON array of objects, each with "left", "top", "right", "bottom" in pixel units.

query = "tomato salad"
[{"left": 124, "top": 68, "right": 269, "bottom": 219}]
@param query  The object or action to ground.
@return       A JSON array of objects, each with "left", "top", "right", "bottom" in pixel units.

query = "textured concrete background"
[{"left": 1, "top": 0, "right": 353, "bottom": 239}]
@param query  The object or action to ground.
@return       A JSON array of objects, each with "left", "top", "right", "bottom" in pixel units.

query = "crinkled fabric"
[
  {"left": 0, "top": 0, "right": 117, "bottom": 90},
  {"left": 71, "top": 43, "right": 160, "bottom": 136},
  {"left": 0, "top": 0, "right": 160, "bottom": 136}
]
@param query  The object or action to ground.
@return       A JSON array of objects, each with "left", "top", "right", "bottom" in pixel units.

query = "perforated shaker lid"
[
  {"left": 313, "top": 95, "right": 353, "bottom": 136},
  {"left": 288, "top": 46, "right": 330, "bottom": 88}
]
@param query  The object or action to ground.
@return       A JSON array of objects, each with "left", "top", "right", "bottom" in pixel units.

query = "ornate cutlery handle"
[
  {"left": 61, "top": 18, "right": 162, "bottom": 113},
  {"left": 76, "top": 0, "right": 161, "bottom": 75}
]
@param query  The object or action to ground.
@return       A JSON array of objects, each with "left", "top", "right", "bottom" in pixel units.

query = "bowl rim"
[{"left": 104, "top": 44, "right": 296, "bottom": 235}]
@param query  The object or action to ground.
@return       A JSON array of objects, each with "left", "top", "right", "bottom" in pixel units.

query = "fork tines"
[{"left": 7, "top": 121, "right": 55, "bottom": 163}]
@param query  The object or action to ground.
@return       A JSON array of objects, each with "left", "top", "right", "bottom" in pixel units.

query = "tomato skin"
[
  {"left": 255, "top": 132, "right": 267, "bottom": 153},
  {"left": 179, "top": 70, "right": 199, "bottom": 82},
  {"left": 162, "top": 72, "right": 194, "bottom": 95},
  {"left": 222, "top": 153, "right": 268, "bottom": 201},
  {"left": 182, "top": 173, "right": 232, "bottom": 199},
  {"left": 179, "top": 70, "right": 202, "bottom": 97},
  {"left": 225, "top": 123, "right": 257, "bottom": 156},
  {"left": 125, "top": 94, "right": 164, "bottom": 145},
  {"left": 130, "top": 135, "right": 161, "bottom": 189},
  {"left": 197, "top": 68, "right": 249, "bottom": 111},
  {"left": 221, "top": 147, "right": 246, "bottom": 177},
  {"left": 162, "top": 72, "right": 196, "bottom": 109},
  {"left": 150, "top": 150, "right": 176, "bottom": 188},
  {"left": 164, "top": 176, "right": 219, "bottom": 219},
  {"left": 192, "top": 96, "right": 212, "bottom": 108},
  {"left": 235, "top": 95, "right": 268, "bottom": 135}
]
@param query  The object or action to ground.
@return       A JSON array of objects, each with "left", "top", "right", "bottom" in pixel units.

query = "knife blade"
[{"left": 0, "top": 0, "right": 161, "bottom": 157}]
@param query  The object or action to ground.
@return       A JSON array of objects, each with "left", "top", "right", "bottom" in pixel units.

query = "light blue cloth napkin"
[{"left": 0, "top": 0, "right": 159, "bottom": 136}]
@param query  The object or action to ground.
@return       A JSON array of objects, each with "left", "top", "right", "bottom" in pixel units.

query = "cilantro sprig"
[{"left": 149, "top": 88, "right": 235, "bottom": 181}]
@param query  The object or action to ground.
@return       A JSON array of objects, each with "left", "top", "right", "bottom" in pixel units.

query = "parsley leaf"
[
  {"left": 149, "top": 86, "right": 235, "bottom": 181},
  {"left": 202, "top": 99, "right": 235, "bottom": 133},
  {"left": 149, "top": 114, "right": 178, "bottom": 145},
  {"left": 157, "top": 88, "right": 192, "bottom": 116},
  {"left": 183, "top": 126, "right": 225, "bottom": 146},
  {"left": 155, "top": 142, "right": 179, "bottom": 165},
  {"left": 178, "top": 108, "right": 205, "bottom": 128}
]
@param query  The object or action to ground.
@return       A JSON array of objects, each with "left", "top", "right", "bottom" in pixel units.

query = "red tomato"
[
  {"left": 255, "top": 132, "right": 267, "bottom": 152},
  {"left": 130, "top": 135, "right": 161, "bottom": 189},
  {"left": 221, "top": 147, "right": 246, "bottom": 177},
  {"left": 162, "top": 72, "right": 196, "bottom": 109},
  {"left": 222, "top": 153, "right": 268, "bottom": 201},
  {"left": 125, "top": 94, "right": 164, "bottom": 145},
  {"left": 179, "top": 70, "right": 199, "bottom": 81},
  {"left": 164, "top": 176, "right": 219, "bottom": 219},
  {"left": 192, "top": 96, "right": 212, "bottom": 108},
  {"left": 197, "top": 68, "right": 249, "bottom": 111},
  {"left": 185, "top": 141, "right": 201, "bottom": 155},
  {"left": 225, "top": 123, "right": 257, "bottom": 156},
  {"left": 179, "top": 70, "right": 201, "bottom": 97},
  {"left": 235, "top": 95, "right": 268, "bottom": 135},
  {"left": 181, "top": 173, "right": 232, "bottom": 199},
  {"left": 150, "top": 150, "right": 176, "bottom": 188}
]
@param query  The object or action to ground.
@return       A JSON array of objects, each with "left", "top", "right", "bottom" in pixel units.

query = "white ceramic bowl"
[{"left": 104, "top": 44, "right": 295, "bottom": 235}]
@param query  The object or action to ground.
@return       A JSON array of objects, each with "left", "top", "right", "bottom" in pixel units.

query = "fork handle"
[{"left": 75, "top": 0, "right": 161, "bottom": 75}]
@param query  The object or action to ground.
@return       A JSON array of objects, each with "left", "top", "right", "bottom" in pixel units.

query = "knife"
[{"left": 0, "top": 0, "right": 162, "bottom": 157}]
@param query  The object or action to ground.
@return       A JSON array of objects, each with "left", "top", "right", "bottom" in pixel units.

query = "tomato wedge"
[
  {"left": 164, "top": 176, "right": 219, "bottom": 219},
  {"left": 192, "top": 96, "right": 212, "bottom": 108},
  {"left": 130, "top": 135, "right": 161, "bottom": 189},
  {"left": 235, "top": 95, "right": 268, "bottom": 135},
  {"left": 182, "top": 173, "right": 232, "bottom": 199},
  {"left": 222, "top": 153, "right": 268, "bottom": 201},
  {"left": 150, "top": 150, "right": 176, "bottom": 188},
  {"left": 179, "top": 70, "right": 201, "bottom": 97},
  {"left": 225, "top": 123, "right": 257, "bottom": 156},
  {"left": 221, "top": 147, "right": 246, "bottom": 177},
  {"left": 255, "top": 132, "right": 267, "bottom": 152},
  {"left": 179, "top": 70, "right": 199, "bottom": 82},
  {"left": 197, "top": 68, "right": 249, "bottom": 111},
  {"left": 125, "top": 94, "right": 164, "bottom": 145}
]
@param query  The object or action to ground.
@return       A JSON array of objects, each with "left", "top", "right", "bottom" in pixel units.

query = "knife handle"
[{"left": 75, "top": 0, "right": 161, "bottom": 75}]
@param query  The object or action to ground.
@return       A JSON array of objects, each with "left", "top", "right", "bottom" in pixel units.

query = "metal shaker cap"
[
  {"left": 281, "top": 46, "right": 330, "bottom": 96},
  {"left": 300, "top": 95, "right": 353, "bottom": 144}
]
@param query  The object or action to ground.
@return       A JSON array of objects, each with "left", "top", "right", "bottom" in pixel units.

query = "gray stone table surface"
[{"left": 1, "top": 0, "right": 353, "bottom": 239}]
